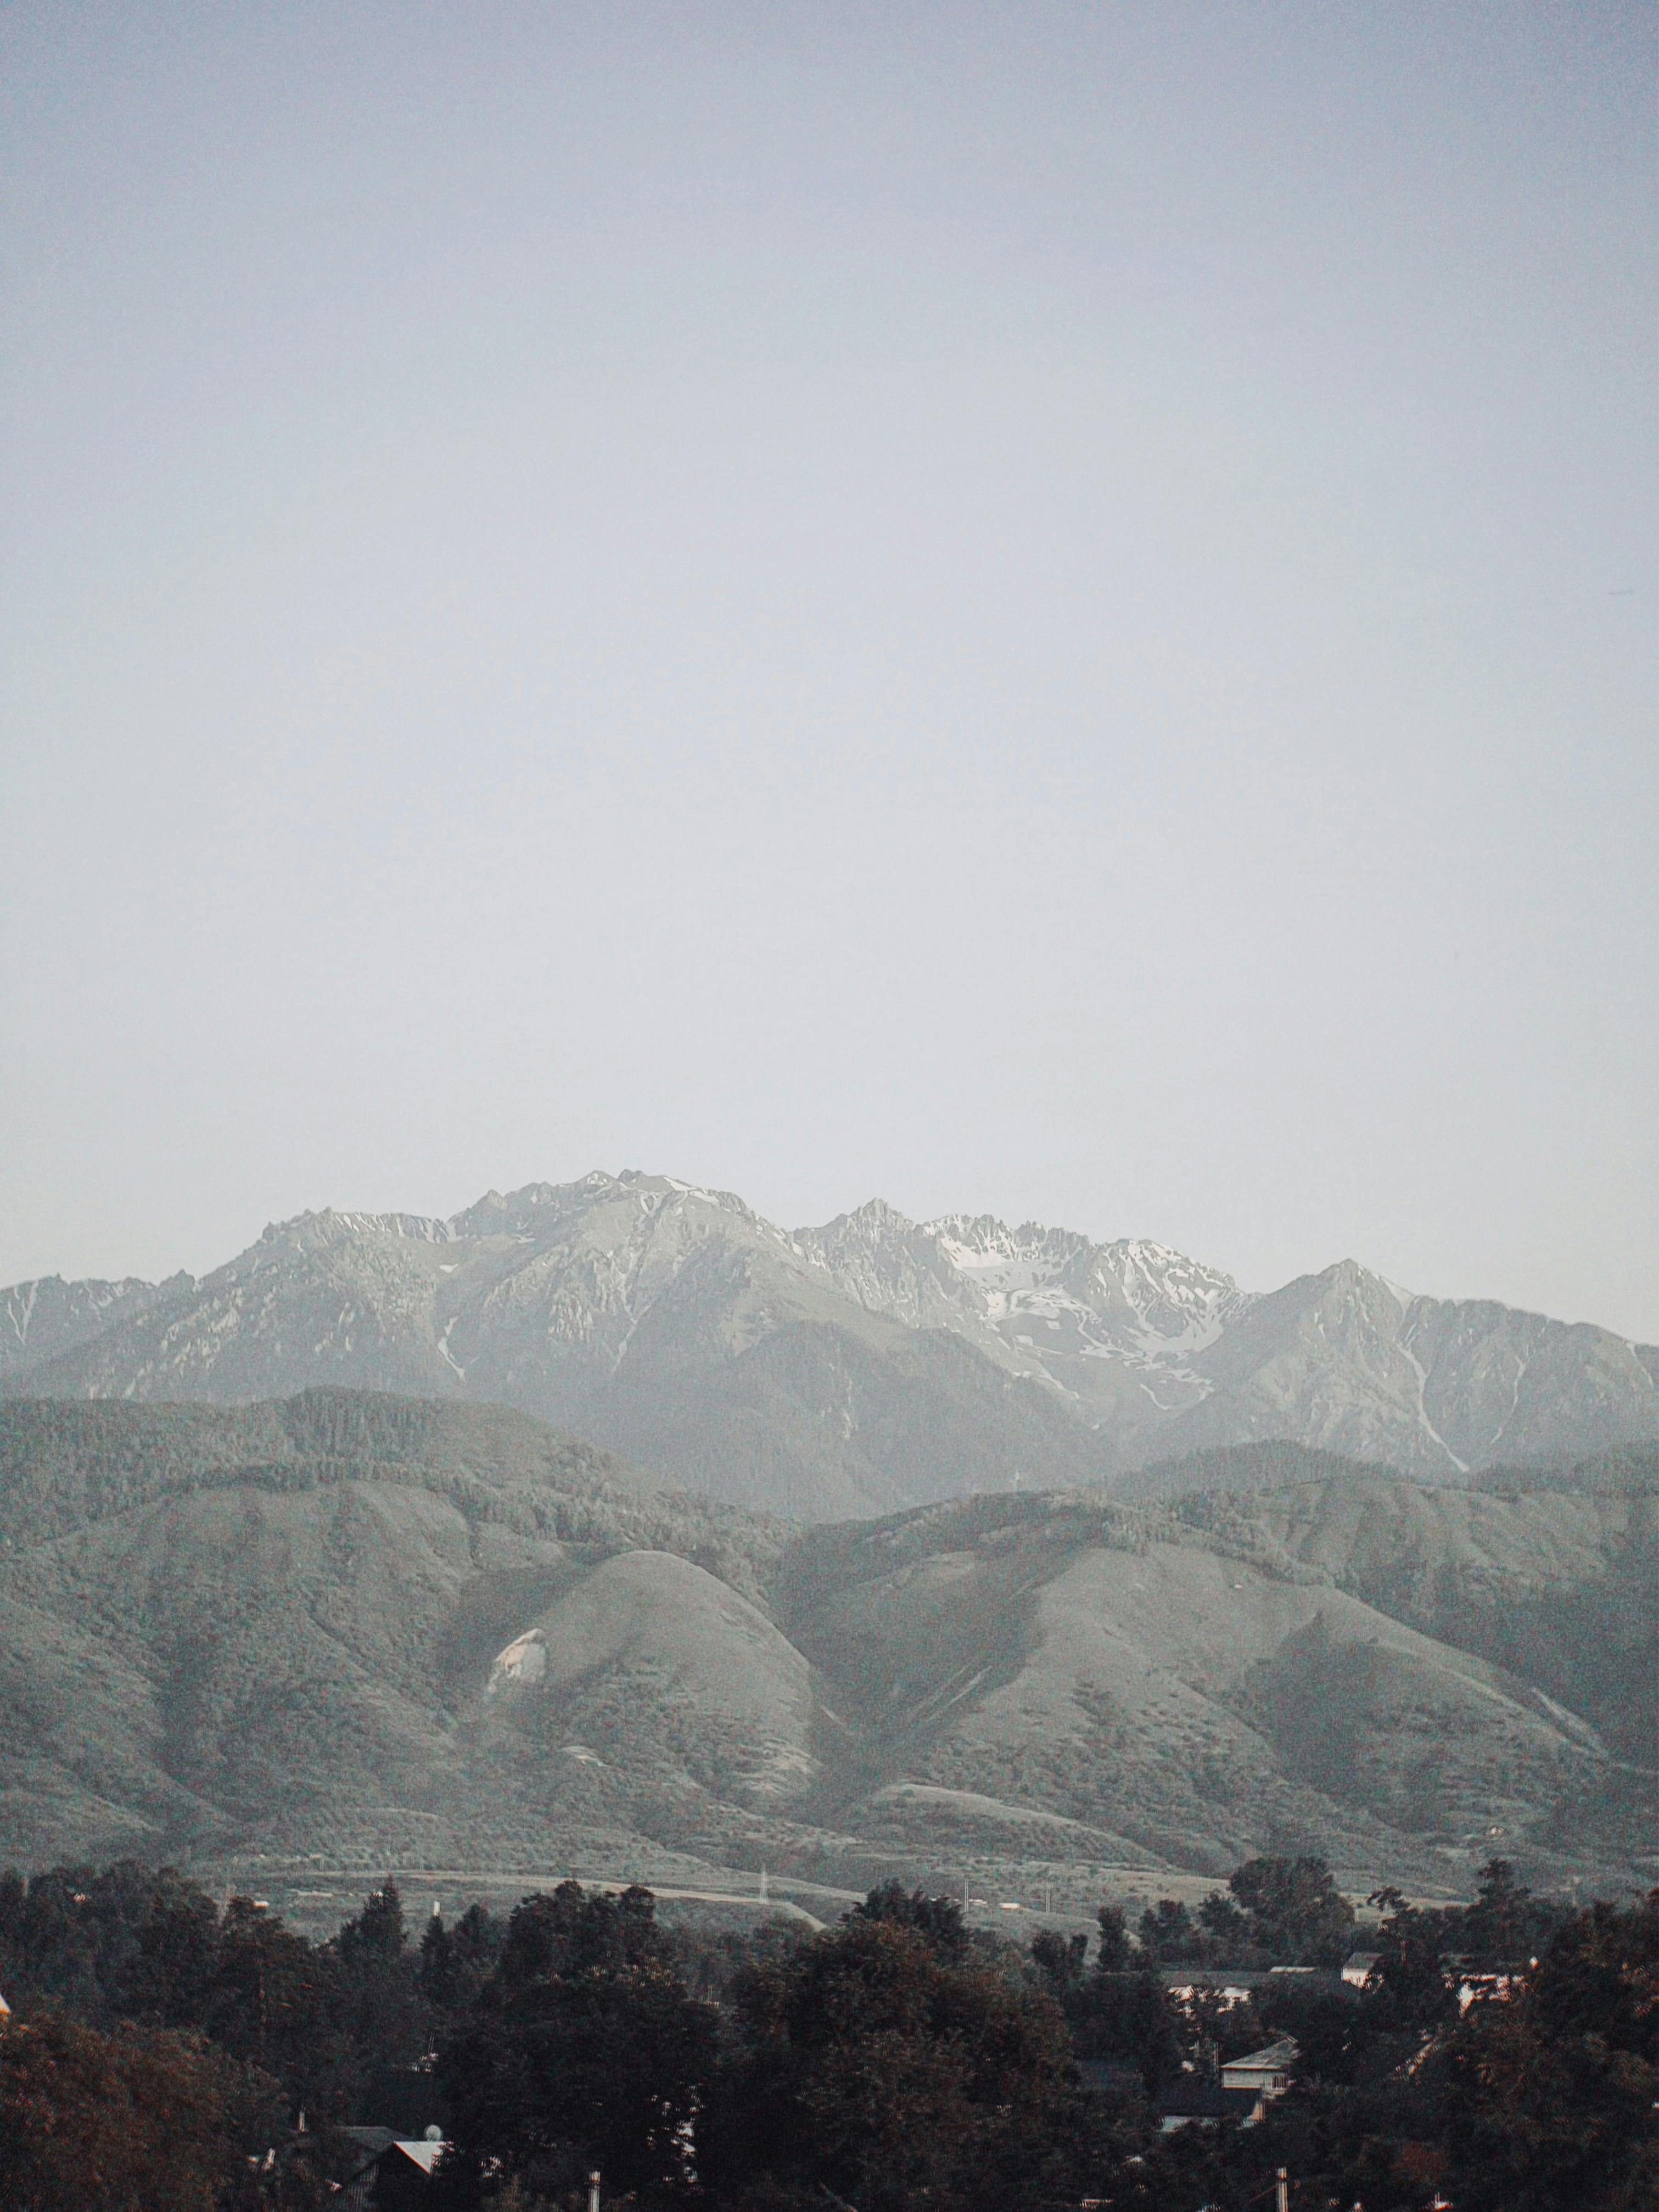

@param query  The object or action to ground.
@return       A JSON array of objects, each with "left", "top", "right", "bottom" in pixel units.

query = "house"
[
  {"left": 372, "top": 2136, "right": 447, "bottom": 2210},
  {"left": 1158, "top": 1967, "right": 1273, "bottom": 2008},
  {"left": 340, "top": 2127, "right": 447, "bottom": 2210},
  {"left": 1158, "top": 1966, "right": 1342, "bottom": 2007},
  {"left": 1455, "top": 1969, "right": 1522, "bottom": 2015},
  {"left": 1156, "top": 2077, "right": 1265, "bottom": 2131},
  {"left": 1221, "top": 2037, "right": 1298, "bottom": 2104},
  {"left": 1342, "top": 1951, "right": 1382, "bottom": 1989},
  {"left": 339, "top": 2131, "right": 398, "bottom": 2210}
]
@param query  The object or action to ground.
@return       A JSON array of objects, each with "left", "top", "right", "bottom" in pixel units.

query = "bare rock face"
[{"left": 4, "top": 1171, "right": 1656, "bottom": 1517}]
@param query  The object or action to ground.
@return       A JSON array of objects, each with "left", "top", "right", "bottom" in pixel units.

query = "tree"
[
  {"left": 1137, "top": 1898, "right": 1203, "bottom": 1964},
  {"left": 1372, "top": 1902, "right": 1459, "bottom": 2032},
  {"left": 117, "top": 1871, "right": 223, "bottom": 2029},
  {"left": 0, "top": 1863, "right": 234, "bottom": 2040},
  {"left": 0, "top": 2012, "right": 250, "bottom": 2211},
  {"left": 420, "top": 1902, "right": 502, "bottom": 2019},
  {"left": 846, "top": 1880, "right": 971, "bottom": 1963},
  {"left": 1093, "top": 1903, "right": 1130, "bottom": 1974},
  {"left": 435, "top": 1883, "right": 715, "bottom": 2205},
  {"left": 1436, "top": 1888, "right": 1659, "bottom": 2210},
  {"left": 1456, "top": 1859, "right": 1566, "bottom": 1966},
  {"left": 333, "top": 1881, "right": 429, "bottom": 2102},
  {"left": 418, "top": 1914, "right": 458, "bottom": 2012},
  {"left": 703, "top": 1909, "right": 1085, "bottom": 2212},
  {"left": 207, "top": 1899, "right": 352, "bottom": 2118},
  {"left": 1196, "top": 1889, "right": 1250, "bottom": 1957},
  {"left": 1229, "top": 1855, "right": 1355, "bottom": 1964},
  {"left": 1030, "top": 1929, "right": 1089, "bottom": 1998},
  {"left": 1077, "top": 1971, "right": 1185, "bottom": 2094}
]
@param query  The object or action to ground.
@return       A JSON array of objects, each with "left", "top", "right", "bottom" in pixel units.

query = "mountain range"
[
  {"left": 5, "top": 1173, "right": 1656, "bottom": 1520},
  {"left": 0, "top": 1391, "right": 1652, "bottom": 1905}
]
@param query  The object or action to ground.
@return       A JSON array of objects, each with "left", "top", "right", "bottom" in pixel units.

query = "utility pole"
[
  {"left": 588, "top": 2171, "right": 601, "bottom": 2212},
  {"left": 1275, "top": 2168, "right": 1289, "bottom": 2212}
]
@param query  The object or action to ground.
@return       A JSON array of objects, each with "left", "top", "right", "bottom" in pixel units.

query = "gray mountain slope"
[
  {"left": 0, "top": 1394, "right": 1651, "bottom": 1897},
  {"left": 0, "top": 1179, "right": 1120, "bottom": 1518},
  {"left": 1159, "top": 1261, "right": 1659, "bottom": 1481},
  {"left": 4, "top": 1171, "right": 1656, "bottom": 1518},
  {"left": 1198, "top": 1453, "right": 1659, "bottom": 1767},
  {"left": 794, "top": 1539, "right": 1606, "bottom": 1878},
  {"left": 1, "top": 1272, "right": 186, "bottom": 1381},
  {"left": 795, "top": 1202, "right": 1254, "bottom": 1444}
]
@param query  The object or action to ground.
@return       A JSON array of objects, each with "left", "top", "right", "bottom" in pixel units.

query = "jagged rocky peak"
[
  {"left": 449, "top": 1171, "right": 764, "bottom": 1246},
  {"left": 800, "top": 1200, "right": 1076, "bottom": 1283},
  {"left": 1278, "top": 1257, "right": 1431, "bottom": 1333},
  {"left": 620, "top": 1170, "right": 764, "bottom": 1225},
  {"left": 0, "top": 1271, "right": 184, "bottom": 1377},
  {"left": 796, "top": 1195, "right": 919, "bottom": 1247},
  {"left": 447, "top": 1178, "right": 603, "bottom": 1240},
  {"left": 791, "top": 1200, "right": 1256, "bottom": 1359},
  {"left": 793, "top": 1199, "right": 965, "bottom": 1323},
  {"left": 3, "top": 1169, "right": 1654, "bottom": 1508},
  {"left": 916, "top": 1214, "right": 1245, "bottom": 1340},
  {"left": 926, "top": 1211, "right": 1092, "bottom": 1273},
  {"left": 259, "top": 1206, "right": 453, "bottom": 1249},
  {"left": 1092, "top": 1237, "right": 1256, "bottom": 1342}
]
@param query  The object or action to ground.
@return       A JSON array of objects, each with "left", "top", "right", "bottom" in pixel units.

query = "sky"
[{"left": 2, "top": 1, "right": 1654, "bottom": 1338}]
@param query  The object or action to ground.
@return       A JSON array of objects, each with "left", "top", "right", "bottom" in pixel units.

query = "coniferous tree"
[
  {"left": 1092, "top": 1902, "right": 1130, "bottom": 1973},
  {"left": 332, "top": 1880, "right": 428, "bottom": 2099}
]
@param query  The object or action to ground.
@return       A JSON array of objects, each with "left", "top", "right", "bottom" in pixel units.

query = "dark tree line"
[
  {"left": 1122, "top": 1854, "right": 1361, "bottom": 1969},
  {"left": 1, "top": 1856, "right": 1654, "bottom": 2210}
]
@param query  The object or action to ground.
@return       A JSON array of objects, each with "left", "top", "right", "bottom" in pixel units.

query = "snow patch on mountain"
[{"left": 794, "top": 1202, "right": 1256, "bottom": 1421}]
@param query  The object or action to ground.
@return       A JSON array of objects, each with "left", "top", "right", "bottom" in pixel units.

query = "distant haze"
[{"left": 3, "top": 3, "right": 1654, "bottom": 1337}]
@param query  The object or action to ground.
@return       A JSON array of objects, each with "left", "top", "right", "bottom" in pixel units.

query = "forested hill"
[
  {"left": 0, "top": 1392, "right": 1652, "bottom": 1896},
  {"left": 0, "top": 1388, "right": 785, "bottom": 1593}
]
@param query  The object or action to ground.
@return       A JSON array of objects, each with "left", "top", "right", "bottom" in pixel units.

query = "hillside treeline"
[
  {"left": 0, "top": 1858, "right": 1654, "bottom": 2211},
  {"left": 0, "top": 1390, "right": 784, "bottom": 1596}
]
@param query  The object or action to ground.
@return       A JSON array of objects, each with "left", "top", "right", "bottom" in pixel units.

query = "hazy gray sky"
[{"left": 3, "top": 2, "right": 1654, "bottom": 1336}]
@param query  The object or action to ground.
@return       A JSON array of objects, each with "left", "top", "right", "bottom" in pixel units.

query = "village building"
[
  {"left": 1159, "top": 1967, "right": 1271, "bottom": 2008},
  {"left": 340, "top": 2125, "right": 447, "bottom": 2209},
  {"left": 1158, "top": 1965, "right": 1341, "bottom": 2007},
  {"left": 1221, "top": 2036, "right": 1299, "bottom": 2103},
  {"left": 1155, "top": 2035, "right": 1299, "bottom": 2131},
  {"left": 1455, "top": 1968, "right": 1523, "bottom": 2014},
  {"left": 1157, "top": 2077, "right": 1265, "bottom": 2130}
]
